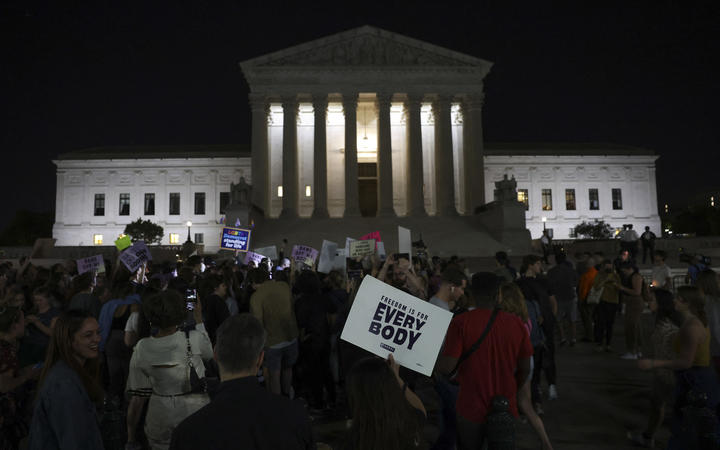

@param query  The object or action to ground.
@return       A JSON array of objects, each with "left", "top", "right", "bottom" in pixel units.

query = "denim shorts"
[{"left": 263, "top": 340, "right": 299, "bottom": 371}]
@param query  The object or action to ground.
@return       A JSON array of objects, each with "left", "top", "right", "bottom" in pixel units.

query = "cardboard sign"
[
  {"left": 244, "top": 251, "right": 266, "bottom": 266},
  {"left": 317, "top": 240, "right": 338, "bottom": 274},
  {"left": 340, "top": 276, "right": 453, "bottom": 377},
  {"left": 76, "top": 255, "right": 105, "bottom": 275},
  {"left": 349, "top": 239, "right": 375, "bottom": 257},
  {"left": 254, "top": 246, "right": 278, "bottom": 261},
  {"left": 291, "top": 245, "right": 319, "bottom": 265},
  {"left": 119, "top": 241, "right": 152, "bottom": 273},
  {"left": 398, "top": 226, "right": 412, "bottom": 265},
  {"left": 220, "top": 227, "right": 251, "bottom": 252},
  {"left": 115, "top": 235, "right": 132, "bottom": 251}
]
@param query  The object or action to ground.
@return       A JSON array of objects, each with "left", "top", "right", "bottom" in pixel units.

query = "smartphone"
[{"left": 186, "top": 288, "right": 197, "bottom": 311}]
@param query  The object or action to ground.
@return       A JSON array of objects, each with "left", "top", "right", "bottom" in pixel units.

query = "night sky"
[{"left": 2, "top": 1, "right": 719, "bottom": 230}]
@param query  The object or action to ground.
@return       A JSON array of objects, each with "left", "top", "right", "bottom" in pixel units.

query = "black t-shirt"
[
  {"left": 295, "top": 293, "right": 337, "bottom": 351},
  {"left": 516, "top": 276, "right": 555, "bottom": 324}
]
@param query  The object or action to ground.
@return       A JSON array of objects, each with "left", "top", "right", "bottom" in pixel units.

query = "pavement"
[{"left": 312, "top": 312, "right": 668, "bottom": 449}]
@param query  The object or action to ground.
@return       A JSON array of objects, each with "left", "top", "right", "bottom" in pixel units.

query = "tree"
[
  {"left": 124, "top": 218, "right": 164, "bottom": 244},
  {"left": 573, "top": 220, "right": 613, "bottom": 239}
]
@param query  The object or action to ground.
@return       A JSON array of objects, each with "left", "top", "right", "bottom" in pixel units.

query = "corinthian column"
[
  {"left": 432, "top": 95, "right": 458, "bottom": 216},
  {"left": 343, "top": 93, "right": 361, "bottom": 217},
  {"left": 376, "top": 93, "right": 395, "bottom": 217},
  {"left": 311, "top": 95, "right": 329, "bottom": 218},
  {"left": 279, "top": 96, "right": 299, "bottom": 219},
  {"left": 404, "top": 94, "right": 427, "bottom": 217},
  {"left": 249, "top": 93, "right": 269, "bottom": 216},
  {"left": 462, "top": 93, "right": 485, "bottom": 213}
]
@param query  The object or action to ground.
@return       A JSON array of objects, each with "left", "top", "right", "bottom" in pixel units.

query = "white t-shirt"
[
  {"left": 125, "top": 311, "right": 140, "bottom": 333},
  {"left": 651, "top": 264, "right": 672, "bottom": 288}
]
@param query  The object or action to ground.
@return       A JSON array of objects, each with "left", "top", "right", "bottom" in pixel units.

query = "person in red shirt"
[{"left": 438, "top": 272, "right": 533, "bottom": 450}]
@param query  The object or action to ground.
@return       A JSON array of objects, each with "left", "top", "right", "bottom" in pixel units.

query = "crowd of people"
[{"left": 0, "top": 240, "right": 719, "bottom": 449}]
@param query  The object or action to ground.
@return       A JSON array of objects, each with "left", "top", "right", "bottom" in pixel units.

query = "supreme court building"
[{"left": 52, "top": 26, "right": 661, "bottom": 253}]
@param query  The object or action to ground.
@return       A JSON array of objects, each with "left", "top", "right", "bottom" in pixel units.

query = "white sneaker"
[
  {"left": 620, "top": 352, "right": 638, "bottom": 360},
  {"left": 548, "top": 384, "right": 558, "bottom": 400}
]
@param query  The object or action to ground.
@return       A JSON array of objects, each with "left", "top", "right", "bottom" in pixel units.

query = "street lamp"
[
  {"left": 541, "top": 216, "right": 547, "bottom": 231},
  {"left": 186, "top": 220, "right": 193, "bottom": 243}
]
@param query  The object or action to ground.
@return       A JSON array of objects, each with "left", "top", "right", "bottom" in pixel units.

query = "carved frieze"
[{"left": 263, "top": 35, "right": 473, "bottom": 67}]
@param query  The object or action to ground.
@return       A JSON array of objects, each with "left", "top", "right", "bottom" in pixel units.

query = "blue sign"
[{"left": 220, "top": 227, "right": 251, "bottom": 251}]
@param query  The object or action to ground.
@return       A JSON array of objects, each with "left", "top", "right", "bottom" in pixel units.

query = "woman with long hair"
[
  {"left": 345, "top": 355, "right": 426, "bottom": 450},
  {"left": 498, "top": 282, "right": 553, "bottom": 450},
  {"left": 638, "top": 286, "right": 720, "bottom": 448},
  {"left": 28, "top": 310, "right": 104, "bottom": 449}
]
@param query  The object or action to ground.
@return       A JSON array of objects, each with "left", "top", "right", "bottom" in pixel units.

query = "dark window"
[
  {"left": 565, "top": 189, "right": 576, "bottom": 210},
  {"left": 589, "top": 189, "right": 600, "bottom": 210},
  {"left": 194, "top": 192, "right": 206, "bottom": 215},
  {"left": 517, "top": 189, "right": 529, "bottom": 210},
  {"left": 169, "top": 193, "right": 180, "bottom": 215},
  {"left": 94, "top": 194, "right": 105, "bottom": 216},
  {"left": 219, "top": 192, "right": 230, "bottom": 214},
  {"left": 612, "top": 188, "right": 623, "bottom": 210},
  {"left": 194, "top": 233, "right": 204, "bottom": 244},
  {"left": 358, "top": 163, "right": 377, "bottom": 178},
  {"left": 144, "top": 193, "right": 155, "bottom": 215},
  {"left": 119, "top": 194, "right": 130, "bottom": 216},
  {"left": 542, "top": 189, "right": 553, "bottom": 211}
]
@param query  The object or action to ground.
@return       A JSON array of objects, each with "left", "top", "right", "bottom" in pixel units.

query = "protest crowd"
[{"left": 1, "top": 233, "right": 719, "bottom": 450}]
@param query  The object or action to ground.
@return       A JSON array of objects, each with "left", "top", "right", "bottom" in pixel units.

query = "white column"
[
  {"left": 432, "top": 95, "right": 457, "bottom": 216},
  {"left": 376, "top": 93, "right": 395, "bottom": 217},
  {"left": 404, "top": 94, "right": 427, "bottom": 217},
  {"left": 462, "top": 93, "right": 485, "bottom": 213},
  {"left": 249, "top": 93, "right": 270, "bottom": 216},
  {"left": 343, "top": 93, "right": 361, "bottom": 217},
  {"left": 312, "top": 95, "right": 329, "bottom": 218},
  {"left": 280, "top": 96, "right": 299, "bottom": 219}
]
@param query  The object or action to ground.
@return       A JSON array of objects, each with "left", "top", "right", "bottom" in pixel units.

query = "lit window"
[
  {"left": 517, "top": 189, "right": 529, "bottom": 210},
  {"left": 93, "top": 234, "right": 103, "bottom": 245},
  {"left": 541, "top": 189, "right": 553, "bottom": 211},
  {"left": 169, "top": 233, "right": 180, "bottom": 244},
  {"left": 277, "top": 186, "right": 283, "bottom": 198},
  {"left": 305, "top": 185, "right": 312, "bottom": 197},
  {"left": 589, "top": 189, "right": 600, "bottom": 210},
  {"left": 565, "top": 189, "right": 576, "bottom": 210},
  {"left": 612, "top": 188, "right": 623, "bottom": 210}
]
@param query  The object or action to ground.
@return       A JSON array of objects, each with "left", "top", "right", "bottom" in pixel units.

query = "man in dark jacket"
[{"left": 170, "top": 314, "right": 315, "bottom": 450}]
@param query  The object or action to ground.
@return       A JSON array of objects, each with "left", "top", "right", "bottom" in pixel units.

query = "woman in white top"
[{"left": 125, "top": 289, "right": 213, "bottom": 450}]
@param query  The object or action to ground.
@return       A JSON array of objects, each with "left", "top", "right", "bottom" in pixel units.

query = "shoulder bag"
[{"left": 448, "top": 307, "right": 500, "bottom": 380}]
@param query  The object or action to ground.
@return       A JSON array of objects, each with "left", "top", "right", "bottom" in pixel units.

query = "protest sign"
[
  {"left": 317, "top": 240, "right": 338, "bottom": 274},
  {"left": 76, "top": 255, "right": 105, "bottom": 275},
  {"left": 244, "top": 251, "right": 266, "bottom": 266},
  {"left": 376, "top": 241, "right": 386, "bottom": 259},
  {"left": 220, "top": 227, "right": 251, "bottom": 251},
  {"left": 359, "top": 231, "right": 382, "bottom": 249},
  {"left": 340, "top": 276, "right": 453, "bottom": 376},
  {"left": 291, "top": 245, "right": 319, "bottom": 265},
  {"left": 398, "top": 226, "right": 412, "bottom": 265},
  {"left": 345, "top": 237, "right": 355, "bottom": 253},
  {"left": 334, "top": 248, "right": 347, "bottom": 272},
  {"left": 119, "top": 241, "right": 152, "bottom": 273},
  {"left": 254, "top": 246, "right": 278, "bottom": 261},
  {"left": 114, "top": 235, "right": 132, "bottom": 251},
  {"left": 349, "top": 239, "right": 375, "bottom": 257}
]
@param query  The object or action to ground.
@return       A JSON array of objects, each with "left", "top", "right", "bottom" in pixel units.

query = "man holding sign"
[{"left": 437, "top": 273, "right": 533, "bottom": 450}]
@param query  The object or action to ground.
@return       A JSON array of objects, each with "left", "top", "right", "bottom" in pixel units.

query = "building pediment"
[{"left": 241, "top": 25, "right": 492, "bottom": 71}]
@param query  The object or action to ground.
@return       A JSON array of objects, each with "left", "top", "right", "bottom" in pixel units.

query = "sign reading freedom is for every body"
[{"left": 341, "top": 276, "right": 453, "bottom": 376}]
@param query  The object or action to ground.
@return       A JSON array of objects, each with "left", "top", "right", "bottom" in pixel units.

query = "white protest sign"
[
  {"left": 254, "top": 246, "right": 278, "bottom": 260},
  {"left": 292, "top": 245, "right": 319, "bottom": 265},
  {"left": 244, "top": 251, "right": 266, "bottom": 266},
  {"left": 76, "top": 255, "right": 105, "bottom": 275},
  {"left": 119, "top": 241, "right": 152, "bottom": 273},
  {"left": 345, "top": 237, "right": 355, "bottom": 253},
  {"left": 340, "top": 276, "right": 453, "bottom": 376},
  {"left": 317, "top": 240, "right": 338, "bottom": 274},
  {"left": 398, "top": 226, "right": 412, "bottom": 265},
  {"left": 349, "top": 239, "right": 375, "bottom": 258}
]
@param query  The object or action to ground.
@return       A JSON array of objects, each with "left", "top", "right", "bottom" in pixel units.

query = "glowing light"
[
  {"left": 186, "top": 220, "right": 192, "bottom": 227},
  {"left": 169, "top": 233, "right": 180, "bottom": 244},
  {"left": 277, "top": 186, "right": 283, "bottom": 198},
  {"left": 93, "top": 234, "right": 103, "bottom": 245},
  {"left": 305, "top": 185, "right": 312, "bottom": 197}
]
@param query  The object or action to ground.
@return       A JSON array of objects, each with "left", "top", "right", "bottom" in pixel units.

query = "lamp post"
[
  {"left": 186, "top": 220, "right": 193, "bottom": 243},
  {"left": 541, "top": 216, "right": 547, "bottom": 231}
]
